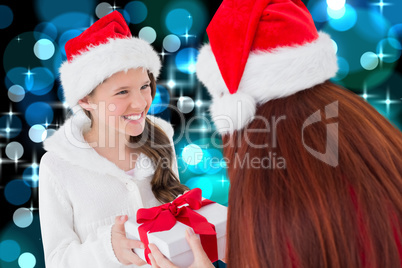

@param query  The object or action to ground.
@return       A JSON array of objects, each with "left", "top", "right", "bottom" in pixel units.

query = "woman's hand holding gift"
[
  {"left": 148, "top": 228, "right": 214, "bottom": 268},
  {"left": 112, "top": 215, "right": 147, "bottom": 266}
]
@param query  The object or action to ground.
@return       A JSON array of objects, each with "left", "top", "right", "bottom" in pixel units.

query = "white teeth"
[{"left": 124, "top": 113, "right": 142, "bottom": 120}]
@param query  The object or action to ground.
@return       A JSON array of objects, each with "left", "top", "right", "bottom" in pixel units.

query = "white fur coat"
[{"left": 39, "top": 112, "right": 178, "bottom": 268}]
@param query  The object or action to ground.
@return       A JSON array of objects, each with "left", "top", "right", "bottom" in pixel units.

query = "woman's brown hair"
[
  {"left": 224, "top": 81, "right": 402, "bottom": 267},
  {"left": 84, "top": 70, "right": 188, "bottom": 203}
]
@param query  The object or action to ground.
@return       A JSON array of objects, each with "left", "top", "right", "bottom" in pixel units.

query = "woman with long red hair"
[
  {"left": 219, "top": 81, "right": 402, "bottom": 267},
  {"left": 148, "top": 0, "right": 402, "bottom": 267}
]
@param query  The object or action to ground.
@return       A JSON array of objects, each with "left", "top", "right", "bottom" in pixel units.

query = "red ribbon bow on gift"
[{"left": 136, "top": 188, "right": 218, "bottom": 265}]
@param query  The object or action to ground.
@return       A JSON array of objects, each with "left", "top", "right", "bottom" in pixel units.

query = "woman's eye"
[
  {"left": 141, "top": 84, "right": 150, "bottom": 90},
  {"left": 116, "top": 90, "right": 128, "bottom": 95}
]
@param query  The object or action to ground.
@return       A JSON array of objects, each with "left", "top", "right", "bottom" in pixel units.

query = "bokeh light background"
[{"left": 0, "top": 0, "right": 401, "bottom": 266}]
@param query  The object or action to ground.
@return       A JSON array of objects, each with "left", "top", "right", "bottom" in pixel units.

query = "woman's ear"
[{"left": 78, "top": 97, "right": 97, "bottom": 111}]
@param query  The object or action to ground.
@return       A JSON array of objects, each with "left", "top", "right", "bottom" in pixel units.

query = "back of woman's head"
[{"left": 224, "top": 81, "right": 402, "bottom": 268}]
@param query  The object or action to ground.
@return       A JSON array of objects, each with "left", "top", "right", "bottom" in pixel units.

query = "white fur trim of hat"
[{"left": 60, "top": 37, "right": 161, "bottom": 110}]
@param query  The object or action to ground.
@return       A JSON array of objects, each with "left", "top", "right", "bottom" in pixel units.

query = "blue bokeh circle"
[
  {"left": 149, "top": 85, "right": 170, "bottom": 114},
  {"left": 328, "top": 4, "right": 357, "bottom": 32},
  {"left": 376, "top": 38, "right": 402, "bottom": 63},
  {"left": 0, "top": 115, "right": 22, "bottom": 139},
  {"left": 6, "top": 67, "right": 29, "bottom": 88},
  {"left": 8, "top": 85, "right": 26, "bottom": 102},
  {"left": 165, "top": 8, "right": 193, "bottom": 35},
  {"left": 0, "top": 240, "right": 20, "bottom": 262},
  {"left": 25, "top": 67, "right": 55, "bottom": 96},
  {"left": 0, "top": 5, "right": 13, "bottom": 29},
  {"left": 25, "top": 102, "right": 54, "bottom": 126},
  {"left": 35, "top": 0, "right": 95, "bottom": 22},
  {"left": 13, "top": 208, "right": 34, "bottom": 228},
  {"left": 34, "top": 22, "right": 58, "bottom": 41},
  {"left": 125, "top": 1, "right": 147, "bottom": 24},
  {"left": 18, "top": 252, "right": 37, "bottom": 268},
  {"left": 23, "top": 165, "right": 40, "bottom": 188},
  {"left": 310, "top": 1, "right": 329, "bottom": 23},
  {"left": 185, "top": 177, "right": 213, "bottom": 199},
  {"left": 4, "top": 180, "right": 32, "bottom": 206},
  {"left": 34, "top": 39, "right": 55, "bottom": 60},
  {"left": 175, "top": 48, "right": 198, "bottom": 74}
]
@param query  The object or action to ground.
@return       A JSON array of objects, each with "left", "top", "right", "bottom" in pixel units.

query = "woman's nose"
[{"left": 130, "top": 91, "right": 147, "bottom": 110}]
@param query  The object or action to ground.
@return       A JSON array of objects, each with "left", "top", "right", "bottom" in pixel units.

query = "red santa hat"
[
  {"left": 59, "top": 11, "right": 161, "bottom": 110},
  {"left": 196, "top": 0, "right": 338, "bottom": 135}
]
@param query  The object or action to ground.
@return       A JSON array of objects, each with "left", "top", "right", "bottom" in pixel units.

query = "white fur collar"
[{"left": 42, "top": 111, "right": 167, "bottom": 179}]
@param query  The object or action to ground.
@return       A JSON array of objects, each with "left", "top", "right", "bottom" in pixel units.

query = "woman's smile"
[{"left": 122, "top": 111, "right": 145, "bottom": 124}]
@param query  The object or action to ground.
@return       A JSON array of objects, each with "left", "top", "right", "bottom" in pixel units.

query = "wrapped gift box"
[{"left": 125, "top": 201, "right": 227, "bottom": 268}]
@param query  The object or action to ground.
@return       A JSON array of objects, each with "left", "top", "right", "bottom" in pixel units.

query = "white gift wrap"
[{"left": 125, "top": 202, "right": 227, "bottom": 268}]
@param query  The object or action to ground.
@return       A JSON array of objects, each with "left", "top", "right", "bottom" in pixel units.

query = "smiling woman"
[
  {"left": 38, "top": 11, "right": 188, "bottom": 268},
  {"left": 80, "top": 68, "right": 153, "bottom": 138}
]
